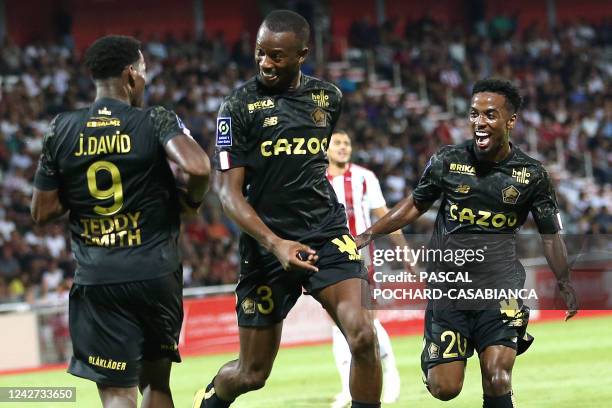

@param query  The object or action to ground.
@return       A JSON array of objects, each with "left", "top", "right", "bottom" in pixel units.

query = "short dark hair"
[
  {"left": 472, "top": 78, "right": 523, "bottom": 113},
  {"left": 84, "top": 35, "right": 141, "bottom": 80},
  {"left": 262, "top": 10, "right": 310, "bottom": 46}
]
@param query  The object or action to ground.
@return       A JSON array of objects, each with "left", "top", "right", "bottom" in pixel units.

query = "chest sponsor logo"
[
  {"left": 312, "top": 90, "right": 330, "bottom": 108},
  {"left": 260, "top": 136, "right": 328, "bottom": 157},
  {"left": 454, "top": 184, "right": 471, "bottom": 194},
  {"left": 98, "top": 107, "right": 112, "bottom": 115},
  {"left": 449, "top": 163, "right": 476, "bottom": 175},
  {"left": 512, "top": 167, "right": 530, "bottom": 184},
  {"left": 216, "top": 117, "right": 232, "bottom": 146},
  {"left": 502, "top": 185, "right": 520, "bottom": 204},
  {"left": 248, "top": 98, "right": 274, "bottom": 113},
  {"left": 262, "top": 116, "right": 278, "bottom": 127},
  {"left": 449, "top": 204, "right": 518, "bottom": 229},
  {"left": 311, "top": 107, "right": 327, "bottom": 127}
]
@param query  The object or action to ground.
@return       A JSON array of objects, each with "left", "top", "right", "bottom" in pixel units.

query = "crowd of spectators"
[{"left": 0, "top": 15, "right": 609, "bottom": 304}]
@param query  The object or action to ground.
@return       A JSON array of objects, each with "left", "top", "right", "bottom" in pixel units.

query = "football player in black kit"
[
  {"left": 31, "top": 35, "right": 210, "bottom": 408},
  {"left": 357, "top": 78, "right": 578, "bottom": 408},
  {"left": 193, "top": 10, "right": 382, "bottom": 408}
]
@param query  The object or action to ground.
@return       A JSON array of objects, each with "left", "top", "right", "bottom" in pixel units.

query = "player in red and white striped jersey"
[{"left": 327, "top": 130, "right": 401, "bottom": 407}]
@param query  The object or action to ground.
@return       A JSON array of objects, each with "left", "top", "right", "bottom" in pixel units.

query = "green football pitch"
[{"left": 2, "top": 315, "right": 611, "bottom": 407}]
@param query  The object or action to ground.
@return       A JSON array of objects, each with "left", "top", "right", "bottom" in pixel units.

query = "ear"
[
  {"left": 126, "top": 65, "right": 136, "bottom": 88},
  {"left": 298, "top": 47, "right": 309, "bottom": 64},
  {"left": 507, "top": 113, "right": 517, "bottom": 131}
]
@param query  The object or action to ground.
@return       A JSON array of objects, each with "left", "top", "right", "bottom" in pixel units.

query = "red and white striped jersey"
[{"left": 326, "top": 163, "right": 386, "bottom": 237}]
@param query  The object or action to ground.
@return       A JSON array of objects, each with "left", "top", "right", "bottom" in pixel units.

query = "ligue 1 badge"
[{"left": 216, "top": 117, "right": 232, "bottom": 147}]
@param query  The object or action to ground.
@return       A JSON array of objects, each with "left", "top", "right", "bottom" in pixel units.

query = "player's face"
[
  {"left": 469, "top": 92, "right": 516, "bottom": 162},
  {"left": 255, "top": 24, "right": 308, "bottom": 92},
  {"left": 128, "top": 51, "right": 146, "bottom": 108},
  {"left": 328, "top": 133, "right": 352, "bottom": 165}
]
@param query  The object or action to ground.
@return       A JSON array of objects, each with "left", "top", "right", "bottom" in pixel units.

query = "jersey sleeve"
[
  {"left": 213, "top": 96, "right": 249, "bottom": 171},
  {"left": 530, "top": 168, "right": 562, "bottom": 234},
  {"left": 364, "top": 170, "right": 386, "bottom": 210},
  {"left": 329, "top": 88, "right": 343, "bottom": 133},
  {"left": 150, "top": 106, "right": 190, "bottom": 146},
  {"left": 33, "top": 116, "right": 61, "bottom": 191},
  {"left": 412, "top": 148, "right": 445, "bottom": 205}
]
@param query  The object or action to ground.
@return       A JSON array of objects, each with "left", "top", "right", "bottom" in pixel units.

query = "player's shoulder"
[
  {"left": 301, "top": 74, "right": 343, "bottom": 98},
  {"left": 145, "top": 104, "right": 176, "bottom": 119},
  {"left": 225, "top": 77, "right": 260, "bottom": 101},
  {"left": 434, "top": 142, "right": 465, "bottom": 159},
  {"left": 510, "top": 144, "right": 544, "bottom": 166},
  {"left": 49, "top": 109, "right": 89, "bottom": 141},
  {"left": 351, "top": 163, "right": 378, "bottom": 180},
  {"left": 54, "top": 108, "right": 89, "bottom": 127},
  {"left": 218, "top": 77, "right": 260, "bottom": 112},
  {"left": 145, "top": 105, "right": 179, "bottom": 126},
  {"left": 508, "top": 144, "right": 551, "bottom": 181}
]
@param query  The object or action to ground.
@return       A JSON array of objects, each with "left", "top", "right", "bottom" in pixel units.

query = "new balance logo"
[{"left": 263, "top": 116, "right": 278, "bottom": 127}]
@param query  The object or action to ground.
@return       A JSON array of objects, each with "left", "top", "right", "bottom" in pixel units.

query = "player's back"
[{"left": 44, "top": 98, "right": 182, "bottom": 284}]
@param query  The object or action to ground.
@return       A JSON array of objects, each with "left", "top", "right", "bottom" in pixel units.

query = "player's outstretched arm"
[
  {"left": 31, "top": 188, "right": 67, "bottom": 224},
  {"left": 165, "top": 135, "right": 211, "bottom": 212},
  {"left": 216, "top": 167, "right": 318, "bottom": 272},
  {"left": 356, "top": 194, "right": 427, "bottom": 249},
  {"left": 541, "top": 233, "right": 578, "bottom": 321}
]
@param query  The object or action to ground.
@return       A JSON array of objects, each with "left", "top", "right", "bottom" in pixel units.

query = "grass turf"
[{"left": 1, "top": 315, "right": 611, "bottom": 407}]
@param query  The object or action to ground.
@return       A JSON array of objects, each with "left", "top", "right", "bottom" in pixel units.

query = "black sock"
[
  {"left": 351, "top": 401, "right": 381, "bottom": 408},
  {"left": 200, "top": 378, "right": 234, "bottom": 408},
  {"left": 483, "top": 391, "right": 515, "bottom": 408}
]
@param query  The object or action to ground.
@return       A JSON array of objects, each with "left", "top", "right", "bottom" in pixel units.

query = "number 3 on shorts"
[{"left": 256, "top": 285, "right": 274, "bottom": 314}]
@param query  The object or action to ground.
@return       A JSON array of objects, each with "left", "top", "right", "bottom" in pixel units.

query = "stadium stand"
[{"left": 0, "top": 13, "right": 609, "bottom": 311}]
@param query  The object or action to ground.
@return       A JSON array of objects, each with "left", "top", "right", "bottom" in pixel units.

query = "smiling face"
[
  {"left": 469, "top": 92, "right": 516, "bottom": 162},
  {"left": 255, "top": 24, "right": 308, "bottom": 92},
  {"left": 328, "top": 132, "right": 352, "bottom": 165}
]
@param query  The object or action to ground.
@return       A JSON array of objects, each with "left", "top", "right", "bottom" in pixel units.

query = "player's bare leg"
[
  {"left": 479, "top": 345, "right": 516, "bottom": 408},
  {"left": 97, "top": 385, "right": 138, "bottom": 408},
  {"left": 194, "top": 323, "right": 282, "bottom": 407},
  {"left": 139, "top": 358, "right": 174, "bottom": 408},
  {"left": 426, "top": 360, "right": 466, "bottom": 401},
  {"left": 317, "top": 278, "right": 382, "bottom": 406}
]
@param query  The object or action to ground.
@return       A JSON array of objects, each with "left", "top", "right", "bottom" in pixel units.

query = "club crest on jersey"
[
  {"left": 311, "top": 107, "right": 327, "bottom": 127},
  {"left": 512, "top": 167, "right": 530, "bottom": 184},
  {"left": 98, "top": 107, "right": 112, "bottom": 115},
  {"left": 216, "top": 117, "right": 232, "bottom": 146},
  {"left": 428, "top": 343, "right": 439, "bottom": 359},
  {"left": 241, "top": 298, "right": 256, "bottom": 314},
  {"left": 502, "top": 185, "right": 520, "bottom": 204}
]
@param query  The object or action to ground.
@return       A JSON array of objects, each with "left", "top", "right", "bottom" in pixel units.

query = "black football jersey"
[
  {"left": 34, "top": 98, "right": 187, "bottom": 284},
  {"left": 412, "top": 140, "right": 562, "bottom": 287},
  {"left": 212, "top": 74, "right": 349, "bottom": 260}
]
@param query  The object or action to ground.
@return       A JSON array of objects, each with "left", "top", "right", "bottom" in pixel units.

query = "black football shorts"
[{"left": 67, "top": 268, "right": 183, "bottom": 387}]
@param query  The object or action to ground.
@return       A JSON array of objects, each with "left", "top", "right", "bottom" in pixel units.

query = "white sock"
[
  {"left": 374, "top": 318, "right": 397, "bottom": 371},
  {"left": 332, "top": 324, "right": 351, "bottom": 396}
]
